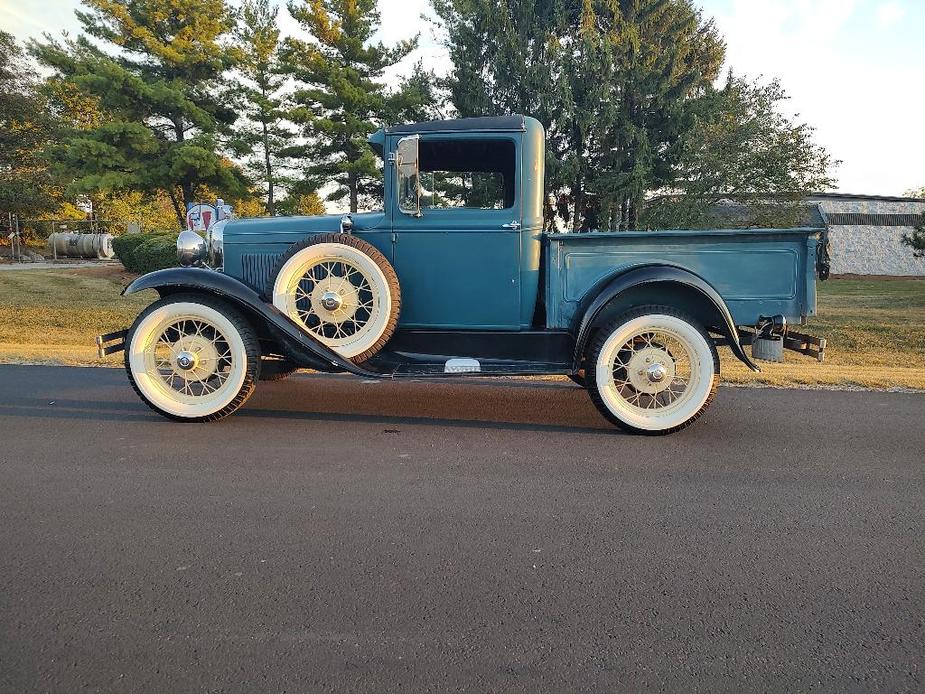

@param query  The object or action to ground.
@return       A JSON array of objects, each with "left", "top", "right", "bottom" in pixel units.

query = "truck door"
[{"left": 390, "top": 134, "right": 522, "bottom": 330}]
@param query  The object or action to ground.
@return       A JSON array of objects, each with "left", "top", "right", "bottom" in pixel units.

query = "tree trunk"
[
  {"left": 174, "top": 119, "right": 194, "bottom": 214},
  {"left": 348, "top": 172, "right": 358, "bottom": 214},
  {"left": 262, "top": 119, "right": 274, "bottom": 215},
  {"left": 572, "top": 174, "right": 584, "bottom": 233},
  {"left": 167, "top": 187, "right": 185, "bottom": 229},
  {"left": 628, "top": 192, "right": 642, "bottom": 231},
  {"left": 181, "top": 181, "right": 194, "bottom": 213}
]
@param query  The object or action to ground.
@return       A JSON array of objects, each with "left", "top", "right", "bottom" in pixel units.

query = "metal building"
[{"left": 808, "top": 193, "right": 925, "bottom": 277}]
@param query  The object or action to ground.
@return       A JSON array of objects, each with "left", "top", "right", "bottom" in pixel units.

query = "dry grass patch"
[
  {"left": 0, "top": 267, "right": 150, "bottom": 365},
  {"left": 722, "top": 277, "right": 925, "bottom": 389}
]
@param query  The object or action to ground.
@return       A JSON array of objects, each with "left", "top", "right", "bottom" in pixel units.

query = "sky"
[{"left": 2, "top": 0, "right": 923, "bottom": 196}]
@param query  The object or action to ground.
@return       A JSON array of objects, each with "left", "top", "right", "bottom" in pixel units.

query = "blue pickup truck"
[{"left": 99, "top": 115, "right": 827, "bottom": 434}]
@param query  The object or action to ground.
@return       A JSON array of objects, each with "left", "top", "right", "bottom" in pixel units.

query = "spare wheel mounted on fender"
[{"left": 270, "top": 233, "right": 401, "bottom": 363}]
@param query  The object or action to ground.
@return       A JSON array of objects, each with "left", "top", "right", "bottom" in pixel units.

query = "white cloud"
[
  {"left": 710, "top": 0, "right": 925, "bottom": 195},
  {"left": 876, "top": 1, "right": 906, "bottom": 26},
  {"left": 0, "top": 0, "right": 80, "bottom": 39}
]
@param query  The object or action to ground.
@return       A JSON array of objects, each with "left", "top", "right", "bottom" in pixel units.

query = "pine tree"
[
  {"left": 282, "top": 0, "right": 417, "bottom": 213},
  {"left": 387, "top": 61, "right": 448, "bottom": 124},
  {"left": 588, "top": 1, "right": 728, "bottom": 229},
  {"left": 232, "top": 0, "right": 294, "bottom": 215},
  {"left": 434, "top": 0, "right": 725, "bottom": 230},
  {"left": 0, "top": 31, "right": 58, "bottom": 217},
  {"left": 30, "top": 0, "right": 246, "bottom": 227}
]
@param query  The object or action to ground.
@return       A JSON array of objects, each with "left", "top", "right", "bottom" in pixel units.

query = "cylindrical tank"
[{"left": 47, "top": 232, "right": 115, "bottom": 260}]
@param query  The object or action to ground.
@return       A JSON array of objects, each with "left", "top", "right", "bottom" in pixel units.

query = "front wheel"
[
  {"left": 586, "top": 306, "right": 719, "bottom": 435},
  {"left": 125, "top": 294, "right": 261, "bottom": 422}
]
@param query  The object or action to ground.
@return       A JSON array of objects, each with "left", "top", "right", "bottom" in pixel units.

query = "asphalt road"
[{"left": 0, "top": 365, "right": 922, "bottom": 693}]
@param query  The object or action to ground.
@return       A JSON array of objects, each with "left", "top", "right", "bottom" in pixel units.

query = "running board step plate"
[{"left": 391, "top": 360, "right": 570, "bottom": 378}]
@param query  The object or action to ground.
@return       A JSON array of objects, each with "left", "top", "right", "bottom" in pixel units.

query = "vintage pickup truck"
[{"left": 99, "top": 115, "right": 827, "bottom": 434}]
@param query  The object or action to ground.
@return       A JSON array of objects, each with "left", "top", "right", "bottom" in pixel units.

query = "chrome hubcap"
[
  {"left": 175, "top": 350, "right": 197, "bottom": 371},
  {"left": 646, "top": 362, "right": 667, "bottom": 383},
  {"left": 611, "top": 332, "right": 692, "bottom": 408},
  {"left": 320, "top": 290, "right": 342, "bottom": 312},
  {"left": 627, "top": 346, "right": 676, "bottom": 395}
]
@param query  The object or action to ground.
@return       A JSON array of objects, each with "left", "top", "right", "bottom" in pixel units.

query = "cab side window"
[{"left": 419, "top": 139, "right": 516, "bottom": 211}]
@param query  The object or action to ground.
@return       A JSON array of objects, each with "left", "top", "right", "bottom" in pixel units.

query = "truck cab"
[{"left": 369, "top": 115, "right": 544, "bottom": 330}]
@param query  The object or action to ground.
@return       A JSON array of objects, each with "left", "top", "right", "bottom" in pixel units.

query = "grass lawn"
[
  {"left": 0, "top": 266, "right": 150, "bottom": 366},
  {"left": 721, "top": 277, "right": 925, "bottom": 389},
  {"left": 0, "top": 267, "right": 923, "bottom": 389}
]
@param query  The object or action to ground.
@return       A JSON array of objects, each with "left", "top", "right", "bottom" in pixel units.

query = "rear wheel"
[
  {"left": 125, "top": 294, "right": 261, "bottom": 422},
  {"left": 586, "top": 306, "right": 719, "bottom": 435}
]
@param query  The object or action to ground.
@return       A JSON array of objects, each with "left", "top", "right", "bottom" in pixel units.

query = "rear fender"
[
  {"left": 573, "top": 264, "right": 761, "bottom": 372},
  {"left": 123, "top": 268, "right": 378, "bottom": 377}
]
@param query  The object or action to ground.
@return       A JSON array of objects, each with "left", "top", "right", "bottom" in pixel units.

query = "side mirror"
[{"left": 396, "top": 135, "right": 421, "bottom": 217}]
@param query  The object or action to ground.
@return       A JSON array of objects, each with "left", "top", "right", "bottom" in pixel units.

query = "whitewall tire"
[
  {"left": 586, "top": 306, "right": 719, "bottom": 435},
  {"left": 270, "top": 234, "right": 400, "bottom": 363},
  {"left": 125, "top": 295, "right": 261, "bottom": 422}
]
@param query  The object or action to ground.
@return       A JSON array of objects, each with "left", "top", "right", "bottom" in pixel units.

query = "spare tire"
[{"left": 270, "top": 233, "right": 401, "bottom": 363}]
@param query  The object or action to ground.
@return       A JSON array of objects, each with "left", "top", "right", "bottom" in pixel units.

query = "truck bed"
[{"left": 544, "top": 227, "right": 825, "bottom": 329}]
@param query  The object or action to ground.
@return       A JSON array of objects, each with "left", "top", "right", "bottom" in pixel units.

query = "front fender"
[
  {"left": 573, "top": 264, "right": 761, "bottom": 373},
  {"left": 124, "top": 268, "right": 379, "bottom": 377}
]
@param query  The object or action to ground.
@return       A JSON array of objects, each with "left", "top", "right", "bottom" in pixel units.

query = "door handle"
[{"left": 501, "top": 221, "right": 521, "bottom": 230}]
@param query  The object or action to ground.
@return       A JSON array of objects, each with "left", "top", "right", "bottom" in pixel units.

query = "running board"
[{"left": 390, "top": 359, "right": 570, "bottom": 378}]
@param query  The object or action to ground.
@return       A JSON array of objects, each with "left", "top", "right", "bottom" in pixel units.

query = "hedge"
[{"left": 113, "top": 231, "right": 179, "bottom": 273}]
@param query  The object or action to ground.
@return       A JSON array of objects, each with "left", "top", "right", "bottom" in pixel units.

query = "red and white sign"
[{"left": 186, "top": 203, "right": 217, "bottom": 232}]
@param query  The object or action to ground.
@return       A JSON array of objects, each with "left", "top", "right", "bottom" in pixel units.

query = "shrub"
[
  {"left": 113, "top": 234, "right": 147, "bottom": 272},
  {"left": 132, "top": 234, "right": 180, "bottom": 274},
  {"left": 113, "top": 231, "right": 177, "bottom": 273}
]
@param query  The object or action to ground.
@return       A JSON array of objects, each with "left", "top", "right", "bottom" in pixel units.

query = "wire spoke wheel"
[
  {"left": 290, "top": 258, "right": 376, "bottom": 342},
  {"left": 125, "top": 297, "right": 260, "bottom": 421},
  {"left": 271, "top": 235, "right": 401, "bottom": 362},
  {"left": 148, "top": 317, "right": 235, "bottom": 400},
  {"left": 588, "top": 308, "right": 719, "bottom": 434},
  {"left": 609, "top": 330, "right": 693, "bottom": 413}
]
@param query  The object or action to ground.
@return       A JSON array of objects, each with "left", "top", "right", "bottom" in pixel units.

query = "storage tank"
[{"left": 47, "top": 232, "right": 115, "bottom": 260}]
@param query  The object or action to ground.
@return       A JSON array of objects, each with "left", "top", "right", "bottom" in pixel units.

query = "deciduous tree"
[
  {"left": 645, "top": 74, "right": 838, "bottom": 229},
  {"left": 904, "top": 213, "right": 925, "bottom": 257},
  {"left": 276, "top": 191, "right": 326, "bottom": 216}
]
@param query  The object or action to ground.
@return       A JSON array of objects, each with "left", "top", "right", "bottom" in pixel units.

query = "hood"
[{"left": 223, "top": 211, "right": 387, "bottom": 244}]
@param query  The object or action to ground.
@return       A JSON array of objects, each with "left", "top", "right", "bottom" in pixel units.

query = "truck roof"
[
  {"left": 369, "top": 115, "right": 543, "bottom": 156},
  {"left": 385, "top": 115, "right": 528, "bottom": 135}
]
